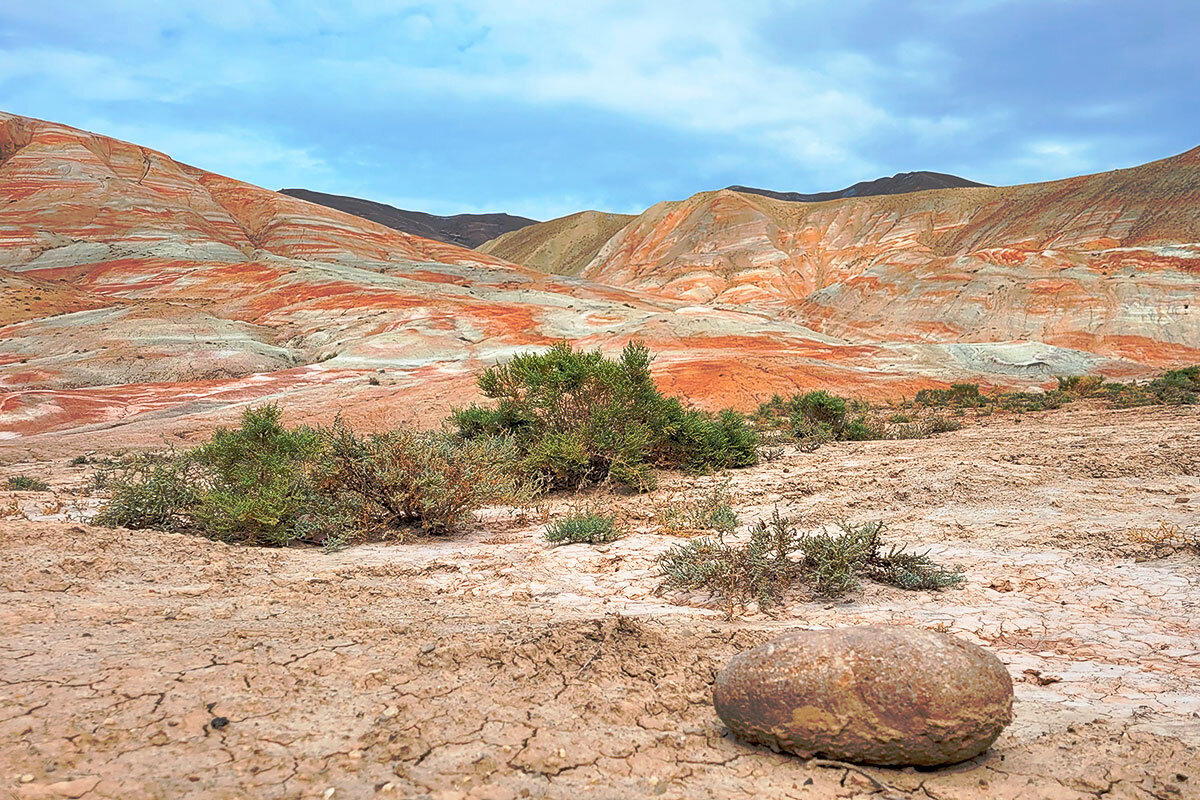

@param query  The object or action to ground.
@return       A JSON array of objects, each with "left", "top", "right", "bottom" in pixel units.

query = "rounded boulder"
[{"left": 713, "top": 625, "right": 1013, "bottom": 766}]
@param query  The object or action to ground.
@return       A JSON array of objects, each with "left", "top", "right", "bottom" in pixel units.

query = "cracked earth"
[{"left": 2, "top": 403, "right": 1199, "bottom": 798}]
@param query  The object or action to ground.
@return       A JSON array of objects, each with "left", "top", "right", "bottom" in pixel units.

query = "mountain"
[
  {"left": 6, "top": 111, "right": 1082, "bottom": 443},
  {"left": 728, "top": 171, "right": 988, "bottom": 203},
  {"left": 279, "top": 187, "right": 537, "bottom": 248},
  {"left": 477, "top": 210, "right": 635, "bottom": 275},
  {"left": 487, "top": 152, "right": 1198, "bottom": 368}
]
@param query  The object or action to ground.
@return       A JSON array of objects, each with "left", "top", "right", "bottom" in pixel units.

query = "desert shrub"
[
  {"left": 94, "top": 405, "right": 526, "bottom": 546},
  {"left": 1056, "top": 375, "right": 1105, "bottom": 396},
  {"left": 1147, "top": 366, "right": 1200, "bottom": 405},
  {"left": 888, "top": 414, "right": 963, "bottom": 439},
  {"left": 915, "top": 383, "right": 986, "bottom": 408},
  {"left": 755, "top": 391, "right": 966, "bottom": 448},
  {"left": 5, "top": 475, "right": 51, "bottom": 491},
  {"left": 754, "top": 390, "right": 881, "bottom": 449},
  {"left": 318, "top": 420, "right": 529, "bottom": 534},
  {"left": 452, "top": 341, "right": 757, "bottom": 491},
  {"left": 914, "top": 367, "right": 1200, "bottom": 415},
  {"left": 655, "top": 480, "right": 739, "bottom": 535},
  {"left": 544, "top": 511, "right": 622, "bottom": 544},
  {"left": 798, "top": 520, "right": 963, "bottom": 596},
  {"left": 658, "top": 509, "right": 799, "bottom": 617},
  {"left": 657, "top": 510, "right": 962, "bottom": 617},
  {"left": 93, "top": 452, "right": 206, "bottom": 531}
]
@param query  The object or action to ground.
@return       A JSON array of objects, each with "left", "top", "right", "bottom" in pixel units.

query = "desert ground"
[{"left": 2, "top": 403, "right": 1199, "bottom": 800}]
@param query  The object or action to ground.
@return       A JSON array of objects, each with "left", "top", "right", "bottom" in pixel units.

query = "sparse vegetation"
[
  {"left": 453, "top": 341, "right": 757, "bottom": 491},
  {"left": 754, "top": 390, "right": 959, "bottom": 450},
  {"left": 655, "top": 480, "right": 739, "bottom": 536},
  {"left": 756, "top": 365, "right": 1198, "bottom": 451},
  {"left": 544, "top": 511, "right": 623, "bottom": 544},
  {"left": 657, "top": 510, "right": 962, "bottom": 617},
  {"left": 915, "top": 367, "right": 1200, "bottom": 413},
  {"left": 6, "top": 475, "right": 51, "bottom": 491},
  {"left": 1127, "top": 521, "right": 1200, "bottom": 555},
  {"left": 94, "top": 405, "right": 527, "bottom": 546}
]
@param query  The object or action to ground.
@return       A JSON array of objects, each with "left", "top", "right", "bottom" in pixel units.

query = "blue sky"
[{"left": 1, "top": 1, "right": 1196, "bottom": 219}]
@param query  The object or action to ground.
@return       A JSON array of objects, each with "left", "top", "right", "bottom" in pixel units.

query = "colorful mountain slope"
[
  {"left": 6, "top": 111, "right": 1091, "bottom": 444},
  {"left": 574, "top": 150, "right": 1200, "bottom": 365}
]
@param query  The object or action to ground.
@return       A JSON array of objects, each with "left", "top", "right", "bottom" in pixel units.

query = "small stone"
[
  {"left": 20, "top": 774, "right": 35, "bottom": 783},
  {"left": 210, "top": 716, "right": 229, "bottom": 730},
  {"left": 324, "top": 789, "right": 336, "bottom": 799},
  {"left": 713, "top": 625, "right": 1013, "bottom": 766},
  {"left": 420, "top": 642, "right": 436, "bottom": 654}
]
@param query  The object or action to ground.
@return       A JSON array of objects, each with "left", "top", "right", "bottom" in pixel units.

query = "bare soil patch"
[{"left": 2, "top": 405, "right": 1198, "bottom": 798}]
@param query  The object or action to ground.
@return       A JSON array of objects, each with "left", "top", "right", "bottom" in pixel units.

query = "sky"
[{"left": 1, "top": 1, "right": 1197, "bottom": 220}]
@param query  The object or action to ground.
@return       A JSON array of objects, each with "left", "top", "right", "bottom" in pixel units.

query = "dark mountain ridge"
[
  {"left": 278, "top": 188, "right": 538, "bottom": 248},
  {"left": 728, "top": 171, "right": 989, "bottom": 203}
]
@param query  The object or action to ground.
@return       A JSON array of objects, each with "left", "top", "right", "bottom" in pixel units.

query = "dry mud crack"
[{"left": 2, "top": 405, "right": 1199, "bottom": 798}]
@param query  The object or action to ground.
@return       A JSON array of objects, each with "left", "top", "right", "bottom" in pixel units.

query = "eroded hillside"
[
  {"left": 490, "top": 150, "right": 1200, "bottom": 367},
  {"left": 4, "top": 111, "right": 1160, "bottom": 443}
]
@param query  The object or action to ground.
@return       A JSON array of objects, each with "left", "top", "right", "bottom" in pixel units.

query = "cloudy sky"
[{"left": 1, "top": 1, "right": 1196, "bottom": 219}]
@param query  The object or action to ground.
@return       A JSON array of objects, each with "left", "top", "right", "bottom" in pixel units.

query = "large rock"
[{"left": 713, "top": 625, "right": 1013, "bottom": 766}]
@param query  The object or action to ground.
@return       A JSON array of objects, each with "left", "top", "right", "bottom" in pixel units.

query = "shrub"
[
  {"left": 658, "top": 509, "right": 798, "bottom": 618},
  {"left": 93, "top": 452, "right": 206, "bottom": 531},
  {"left": 318, "top": 420, "right": 528, "bottom": 534},
  {"left": 655, "top": 480, "right": 739, "bottom": 535},
  {"left": 657, "top": 510, "right": 962, "bottom": 617},
  {"left": 5, "top": 475, "right": 51, "bottom": 492},
  {"left": 1148, "top": 366, "right": 1199, "bottom": 405},
  {"left": 94, "top": 405, "right": 526, "bottom": 546},
  {"left": 798, "top": 520, "right": 963, "bottom": 596},
  {"left": 754, "top": 390, "right": 879, "bottom": 448},
  {"left": 452, "top": 341, "right": 757, "bottom": 491},
  {"left": 915, "top": 383, "right": 986, "bottom": 408},
  {"left": 545, "top": 511, "right": 622, "bottom": 544}
]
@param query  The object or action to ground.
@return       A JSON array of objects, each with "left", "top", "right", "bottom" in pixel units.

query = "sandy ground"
[{"left": 2, "top": 404, "right": 1199, "bottom": 799}]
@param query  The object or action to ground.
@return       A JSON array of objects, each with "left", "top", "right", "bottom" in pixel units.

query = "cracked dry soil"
[{"left": 2, "top": 404, "right": 1199, "bottom": 799}]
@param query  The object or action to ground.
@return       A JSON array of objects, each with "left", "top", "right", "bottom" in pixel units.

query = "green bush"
[
  {"left": 915, "top": 383, "right": 987, "bottom": 408},
  {"left": 94, "top": 405, "right": 526, "bottom": 546},
  {"left": 5, "top": 475, "right": 51, "bottom": 492},
  {"left": 544, "top": 511, "right": 622, "bottom": 544},
  {"left": 452, "top": 341, "right": 757, "bottom": 491}
]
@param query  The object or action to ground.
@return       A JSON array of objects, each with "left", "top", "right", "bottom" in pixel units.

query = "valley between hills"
[{"left": 1, "top": 110, "right": 1198, "bottom": 799}]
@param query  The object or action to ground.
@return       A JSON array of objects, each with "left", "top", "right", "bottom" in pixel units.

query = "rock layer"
[
  {"left": 497, "top": 150, "right": 1200, "bottom": 368},
  {"left": 0, "top": 110, "right": 1189, "bottom": 440},
  {"left": 713, "top": 625, "right": 1014, "bottom": 766}
]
